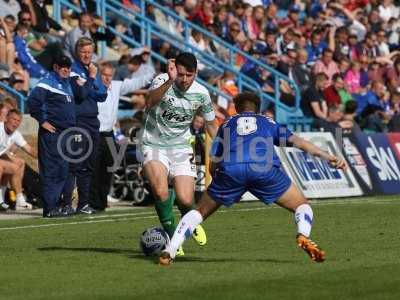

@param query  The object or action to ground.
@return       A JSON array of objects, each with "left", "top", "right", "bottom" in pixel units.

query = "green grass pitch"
[{"left": 0, "top": 196, "right": 399, "bottom": 300}]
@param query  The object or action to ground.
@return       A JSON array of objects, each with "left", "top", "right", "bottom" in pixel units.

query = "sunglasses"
[{"left": 22, "top": 18, "right": 31, "bottom": 21}]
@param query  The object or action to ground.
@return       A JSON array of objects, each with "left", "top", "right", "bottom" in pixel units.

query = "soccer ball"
[{"left": 140, "top": 227, "right": 170, "bottom": 256}]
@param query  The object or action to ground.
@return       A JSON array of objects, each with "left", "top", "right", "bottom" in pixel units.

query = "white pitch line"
[
  {"left": 0, "top": 198, "right": 398, "bottom": 231},
  {"left": 88, "top": 211, "right": 156, "bottom": 219},
  {"left": 0, "top": 216, "right": 158, "bottom": 231}
]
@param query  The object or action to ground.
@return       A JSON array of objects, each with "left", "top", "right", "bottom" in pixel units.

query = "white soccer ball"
[{"left": 140, "top": 226, "right": 170, "bottom": 256}]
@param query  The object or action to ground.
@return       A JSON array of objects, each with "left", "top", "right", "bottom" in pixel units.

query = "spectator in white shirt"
[
  {"left": 0, "top": 108, "right": 37, "bottom": 210},
  {"left": 89, "top": 61, "right": 153, "bottom": 211}
]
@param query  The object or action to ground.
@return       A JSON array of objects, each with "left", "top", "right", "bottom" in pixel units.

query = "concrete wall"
[{"left": 20, "top": 114, "right": 39, "bottom": 136}]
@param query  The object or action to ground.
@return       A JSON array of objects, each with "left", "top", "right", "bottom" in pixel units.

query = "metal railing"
[
  {"left": 0, "top": 82, "right": 27, "bottom": 113},
  {"left": 53, "top": 0, "right": 310, "bottom": 125}
]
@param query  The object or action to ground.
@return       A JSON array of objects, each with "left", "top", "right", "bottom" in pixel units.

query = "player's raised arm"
[
  {"left": 288, "top": 135, "right": 348, "bottom": 170},
  {"left": 146, "top": 59, "right": 177, "bottom": 108}
]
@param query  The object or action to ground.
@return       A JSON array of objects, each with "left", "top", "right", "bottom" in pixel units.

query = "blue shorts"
[{"left": 207, "top": 164, "right": 292, "bottom": 207}]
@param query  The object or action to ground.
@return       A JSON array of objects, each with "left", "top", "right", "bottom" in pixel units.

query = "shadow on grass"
[
  {"left": 38, "top": 246, "right": 152, "bottom": 261},
  {"left": 37, "top": 246, "right": 294, "bottom": 264},
  {"left": 174, "top": 256, "right": 294, "bottom": 264}
]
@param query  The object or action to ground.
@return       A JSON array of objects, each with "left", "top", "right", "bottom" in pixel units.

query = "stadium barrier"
[
  {"left": 197, "top": 131, "right": 400, "bottom": 202},
  {"left": 277, "top": 132, "right": 363, "bottom": 199},
  {"left": 352, "top": 132, "right": 400, "bottom": 195}
]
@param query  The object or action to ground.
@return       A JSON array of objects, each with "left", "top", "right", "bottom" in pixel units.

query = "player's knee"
[
  {"left": 153, "top": 186, "right": 169, "bottom": 201},
  {"left": 176, "top": 196, "right": 193, "bottom": 208},
  {"left": 18, "top": 158, "right": 25, "bottom": 168}
]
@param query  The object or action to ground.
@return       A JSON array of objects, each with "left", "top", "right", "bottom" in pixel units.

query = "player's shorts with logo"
[
  {"left": 207, "top": 163, "right": 291, "bottom": 206},
  {"left": 141, "top": 145, "right": 196, "bottom": 178}
]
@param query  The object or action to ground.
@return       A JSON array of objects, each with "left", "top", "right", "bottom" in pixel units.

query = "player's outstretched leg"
[
  {"left": 174, "top": 175, "right": 207, "bottom": 247},
  {"left": 159, "top": 191, "right": 220, "bottom": 266},
  {"left": 276, "top": 183, "right": 325, "bottom": 262},
  {"left": 176, "top": 199, "right": 207, "bottom": 246}
]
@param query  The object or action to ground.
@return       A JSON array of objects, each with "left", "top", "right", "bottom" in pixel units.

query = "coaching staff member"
[
  {"left": 27, "top": 55, "right": 79, "bottom": 217},
  {"left": 61, "top": 37, "right": 107, "bottom": 215}
]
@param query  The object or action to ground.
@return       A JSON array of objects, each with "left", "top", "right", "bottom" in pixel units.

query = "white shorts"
[{"left": 141, "top": 146, "right": 197, "bottom": 178}]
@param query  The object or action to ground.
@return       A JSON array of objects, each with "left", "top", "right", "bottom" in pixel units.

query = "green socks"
[{"left": 154, "top": 188, "right": 177, "bottom": 238}]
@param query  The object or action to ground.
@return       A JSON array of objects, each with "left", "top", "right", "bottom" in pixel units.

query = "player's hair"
[
  {"left": 175, "top": 52, "right": 197, "bottom": 72},
  {"left": 2, "top": 97, "right": 18, "bottom": 109},
  {"left": 233, "top": 92, "right": 261, "bottom": 113},
  {"left": 75, "top": 37, "right": 95, "bottom": 55},
  {"left": 7, "top": 108, "right": 22, "bottom": 117}
]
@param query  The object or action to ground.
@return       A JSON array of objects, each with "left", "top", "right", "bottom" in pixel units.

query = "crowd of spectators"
[
  {"left": 1, "top": 0, "right": 400, "bottom": 133},
  {"left": 115, "top": 0, "right": 400, "bottom": 133}
]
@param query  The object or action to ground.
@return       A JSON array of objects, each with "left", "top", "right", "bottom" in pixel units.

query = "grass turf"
[{"left": 0, "top": 196, "right": 399, "bottom": 300}]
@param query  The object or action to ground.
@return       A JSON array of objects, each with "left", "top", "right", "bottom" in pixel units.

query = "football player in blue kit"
[{"left": 159, "top": 92, "right": 347, "bottom": 265}]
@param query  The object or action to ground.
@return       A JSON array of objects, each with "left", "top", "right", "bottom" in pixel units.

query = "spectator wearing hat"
[
  {"left": 27, "top": 55, "right": 82, "bottom": 217},
  {"left": 0, "top": 0, "right": 20, "bottom": 20}
]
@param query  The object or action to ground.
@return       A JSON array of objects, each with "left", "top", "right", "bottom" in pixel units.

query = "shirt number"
[{"left": 236, "top": 117, "right": 257, "bottom": 135}]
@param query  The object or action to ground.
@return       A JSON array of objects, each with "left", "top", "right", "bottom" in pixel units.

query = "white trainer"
[{"left": 16, "top": 198, "right": 33, "bottom": 210}]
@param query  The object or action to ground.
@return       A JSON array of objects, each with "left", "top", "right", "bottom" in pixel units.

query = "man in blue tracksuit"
[
  {"left": 27, "top": 55, "right": 80, "bottom": 217},
  {"left": 61, "top": 37, "right": 108, "bottom": 215}
]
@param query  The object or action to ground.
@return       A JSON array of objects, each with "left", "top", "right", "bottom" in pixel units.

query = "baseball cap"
[{"left": 54, "top": 55, "right": 72, "bottom": 68}]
